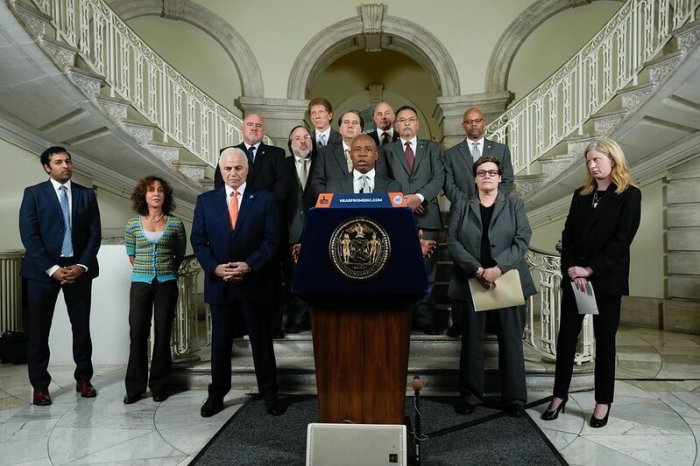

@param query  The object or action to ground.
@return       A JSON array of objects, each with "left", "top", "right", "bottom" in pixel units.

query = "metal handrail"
[{"left": 487, "top": 0, "right": 698, "bottom": 176}]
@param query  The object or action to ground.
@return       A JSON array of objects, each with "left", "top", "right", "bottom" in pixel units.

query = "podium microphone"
[
  {"left": 412, "top": 375, "right": 423, "bottom": 465},
  {"left": 411, "top": 375, "right": 424, "bottom": 395}
]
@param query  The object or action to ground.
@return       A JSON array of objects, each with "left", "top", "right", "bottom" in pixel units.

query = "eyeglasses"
[
  {"left": 396, "top": 118, "right": 417, "bottom": 124},
  {"left": 476, "top": 170, "right": 500, "bottom": 178},
  {"left": 291, "top": 135, "right": 311, "bottom": 142},
  {"left": 464, "top": 118, "right": 484, "bottom": 125}
]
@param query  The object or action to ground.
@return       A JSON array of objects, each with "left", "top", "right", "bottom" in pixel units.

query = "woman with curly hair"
[{"left": 123, "top": 176, "right": 186, "bottom": 404}]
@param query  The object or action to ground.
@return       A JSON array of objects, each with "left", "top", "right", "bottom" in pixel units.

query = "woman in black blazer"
[
  {"left": 542, "top": 138, "right": 641, "bottom": 428},
  {"left": 448, "top": 156, "right": 536, "bottom": 418}
]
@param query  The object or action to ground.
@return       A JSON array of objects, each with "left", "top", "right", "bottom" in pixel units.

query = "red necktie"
[{"left": 404, "top": 142, "right": 415, "bottom": 173}]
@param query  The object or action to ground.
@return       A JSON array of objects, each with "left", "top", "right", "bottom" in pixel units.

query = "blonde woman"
[{"left": 542, "top": 138, "right": 641, "bottom": 428}]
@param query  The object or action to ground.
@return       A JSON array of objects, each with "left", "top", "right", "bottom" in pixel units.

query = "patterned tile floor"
[{"left": 0, "top": 326, "right": 698, "bottom": 465}]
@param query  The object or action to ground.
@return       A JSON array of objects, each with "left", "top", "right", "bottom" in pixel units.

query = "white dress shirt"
[{"left": 353, "top": 169, "right": 375, "bottom": 193}]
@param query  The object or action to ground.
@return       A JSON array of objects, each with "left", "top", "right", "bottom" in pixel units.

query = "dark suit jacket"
[
  {"left": 19, "top": 180, "right": 101, "bottom": 281},
  {"left": 382, "top": 138, "right": 445, "bottom": 230},
  {"left": 285, "top": 155, "right": 316, "bottom": 245},
  {"left": 311, "top": 128, "right": 342, "bottom": 154},
  {"left": 191, "top": 187, "right": 279, "bottom": 304},
  {"left": 367, "top": 129, "right": 399, "bottom": 147},
  {"left": 561, "top": 184, "right": 641, "bottom": 297},
  {"left": 213, "top": 143, "right": 291, "bottom": 205},
  {"left": 447, "top": 193, "right": 535, "bottom": 301},
  {"left": 444, "top": 138, "right": 515, "bottom": 202},
  {"left": 309, "top": 142, "right": 388, "bottom": 200},
  {"left": 327, "top": 172, "right": 402, "bottom": 194}
]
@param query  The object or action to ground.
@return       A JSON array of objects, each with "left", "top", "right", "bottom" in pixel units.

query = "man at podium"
[{"left": 327, "top": 134, "right": 401, "bottom": 194}]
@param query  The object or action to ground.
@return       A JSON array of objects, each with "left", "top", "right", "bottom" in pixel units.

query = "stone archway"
[
  {"left": 108, "top": 0, "right": 264, "bottom": 97},
  {"left": 485, "top": 0, "right": 625, "bottom": 93},
  {"left": 287, "top": 10, "right": 460, "bottom": 100}
]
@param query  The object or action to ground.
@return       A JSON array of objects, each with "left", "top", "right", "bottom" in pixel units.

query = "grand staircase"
[{"left": 2, "top": 0, "right": 698, "bottom": 394}]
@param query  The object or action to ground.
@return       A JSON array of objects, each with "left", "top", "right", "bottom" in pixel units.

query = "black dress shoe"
[
  {"left": 505, "top": 403, "right": 525, "bottom": 418},
  {"left": 33, "top": 388, "right": 52, "bottom": 406},
  {"left": 446, "top": 325, "right": 462, "bottom": 338},
  {"left": 123, "top": 393, "right": 142, "bottom": 404},
  {"left": 272, "top": 328, "right": 286, "bottom": 339},
  {"left": 152, "top": 393, "right": 168, "bottom": 402},
  {"left": 263, "top": 393, "right": 286, "bottom": 416},
  {"left": 590, "top": 403, "right": 611, "bottom": 428},
  {"left": 200, "top": 397, "right": 224, "bottom": 418},
  {"left": 455, "top": 398, "right": 476, "bottom": 415},
  {"left": 76, "top": 380, "right": 97, "bottom": 398}
]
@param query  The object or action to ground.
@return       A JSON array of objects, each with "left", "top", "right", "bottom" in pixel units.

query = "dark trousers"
[
  {"left": 26, "top": 276, "right": 94, "bottom": 389},
  {"left": 125, "top": 280, "right": 178, "bottom": 395},
  {"left": 415, "top": 229, "right": 444, "bottom": 328},
  {"left": 457, "top": 300, "right": 527, "bottom": 405},
  {"left": 553, "top": 289, "right": 621, "bottom": 403},
  {"left": 280, "top": 245, "right": 309, "bottom": 329},
  {"left": 208, "top": 299, "right": 278, "bottom": 400}
]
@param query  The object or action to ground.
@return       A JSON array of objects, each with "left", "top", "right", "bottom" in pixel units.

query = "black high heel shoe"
[
  {"left": 590, "top": 403, "right": 611, "bottom": 428},
  {"left": 541, "top": 399, "right": 567, "bottom": 420}
]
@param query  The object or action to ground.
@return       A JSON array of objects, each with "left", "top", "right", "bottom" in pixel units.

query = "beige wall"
[
  {"left": 509, "top": 1, "right": 621, "bottom": 100},
  {"left": 127, "top": 16, "right": 242, "bottom": 114}
]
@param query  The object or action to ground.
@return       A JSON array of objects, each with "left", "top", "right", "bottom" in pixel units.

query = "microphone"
[{"left": 411, "top": 375, "right": 423, "bottom": 394}]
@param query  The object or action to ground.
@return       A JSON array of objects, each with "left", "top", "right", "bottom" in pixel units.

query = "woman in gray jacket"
[{"left": 448, "top": 156, "right": 536, "bottom": 418}]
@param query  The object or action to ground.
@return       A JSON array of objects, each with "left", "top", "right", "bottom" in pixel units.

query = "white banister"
[
  {"left": 31, "top": 0, "right": 253, "bottom": 168},
  {"left": 0, "top": 251, "right": 24, "bottom": 333},
  {"left": 525, "top": 248, "right": 595, "bottom": 365},
  {"left": 488, "top": 0, "right": 699, "bottom": 174}
]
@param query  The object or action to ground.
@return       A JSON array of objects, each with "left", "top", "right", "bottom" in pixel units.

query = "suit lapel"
[
  {"left": 412, "top": 139, "right": 427, "bottom": 173},
  {"left": 235, "top": 189, "right": 256, "bottom": 234},
  {"left": 392, "top": 141, "right": 411, "bottom": 175},
  {"left": 333, "top": 145, "right": 348, "bottom": 174},
  {"left": 42, "top": 180, "right": 63, "bottom": 218},
  {"left": 483, "top": 139, "right": 495, "bottom": 157},
  {"left": 467, "top": 198, "right": 482, "bottom": 230},
  {"left": 490, "top": 193, "right": 506, "bottom": 228}
]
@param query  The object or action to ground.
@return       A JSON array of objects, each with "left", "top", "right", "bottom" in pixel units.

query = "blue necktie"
[
  {"left": 319, "top": 134, "right": 327, "bottom": 147},
  {"left": 246, "top": 146, "right": 255, "bottom": 166},
  {"left": 59, "top": 185, "right": 73, "bottom": 256}
]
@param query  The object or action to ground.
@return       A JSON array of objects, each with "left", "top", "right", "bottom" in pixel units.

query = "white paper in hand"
[{"left": 571, "top": 281, "right": 598, "bottom": 315}]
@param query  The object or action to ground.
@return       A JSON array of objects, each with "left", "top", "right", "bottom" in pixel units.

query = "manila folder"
[{"left": 468, "top": 269, "right": 525, "bottom": 312}]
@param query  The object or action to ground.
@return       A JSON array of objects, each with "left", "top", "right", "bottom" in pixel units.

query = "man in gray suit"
[
  {"left": 308, "top": 97, "right": 341, "bottom": 152},
  {"left": 382, "top": 105, "right": 445, "bottom": 334},
  {"left": 443, "top": 107, "right": 516, "bottom": 337},
  {"left": 444, "top": 107, "right": 515, "bottom": 203}
]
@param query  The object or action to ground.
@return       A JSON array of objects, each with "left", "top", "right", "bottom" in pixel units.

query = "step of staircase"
[{"left": 172, "top": 331, "right": 593, "bottom": 396}]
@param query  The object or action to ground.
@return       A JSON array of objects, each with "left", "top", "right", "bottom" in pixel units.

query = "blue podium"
[{"left": 293, "top": 193, "right": 429, "bottom": 424}]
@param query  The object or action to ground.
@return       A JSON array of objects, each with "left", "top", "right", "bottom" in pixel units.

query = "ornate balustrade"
[
  {"left": 488, "top": 0, "right": 698, "bottom": 175},
  {"left": 525, "top": 247, "right": 594, "bottom": 364},
  {"left": 172, "top": 255, "right": 207, "bottom": 361},
  {"left": 0, "top": 251, "right": 24, "bottom": 333},
  {"left": 30, "top": 0, "right": 258, "bottom": 167}
]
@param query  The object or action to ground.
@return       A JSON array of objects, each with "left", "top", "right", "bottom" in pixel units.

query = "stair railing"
[
  {"left": 30, "top": 0, "right": 252, "bottom": 167},
  {"left": 525, "top": 248, "right": 594, "bottom": 364},
  {"left": 487, "top": 0, "right": 698, "bottom": 176}
]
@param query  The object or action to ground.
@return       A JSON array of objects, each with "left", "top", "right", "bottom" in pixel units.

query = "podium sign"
[{"left": 293, "top": 193, "right": 428, "bottom": 424}]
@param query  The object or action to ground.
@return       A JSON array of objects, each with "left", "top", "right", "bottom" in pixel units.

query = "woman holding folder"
[
  {"left": 448, "top": 156, "right": 535, "bottom": 418},
  {"left": 542, "top": 138, "right": 640, "bottom": 428}
]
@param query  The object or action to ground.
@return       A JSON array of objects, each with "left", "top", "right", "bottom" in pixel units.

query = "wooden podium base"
[{"left": 310, "top": 306, "right": 412, "bottom": 424}]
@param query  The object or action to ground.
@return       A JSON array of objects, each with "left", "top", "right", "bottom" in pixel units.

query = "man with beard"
[
  {"left": 367, "top": 101, "right": 399, "bottom": 147},
  {"left": 283, "top": 126, "right": 315, "bottom": 333}
]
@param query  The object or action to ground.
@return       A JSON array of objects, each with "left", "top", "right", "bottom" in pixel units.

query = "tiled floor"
[{"left": 0, "top": 326, "right": 698, "bottom": 465}]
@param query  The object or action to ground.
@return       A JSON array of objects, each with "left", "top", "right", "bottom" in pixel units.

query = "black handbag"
[{"left": 0, "top": 331, "right": 28, "bottom": 364}]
